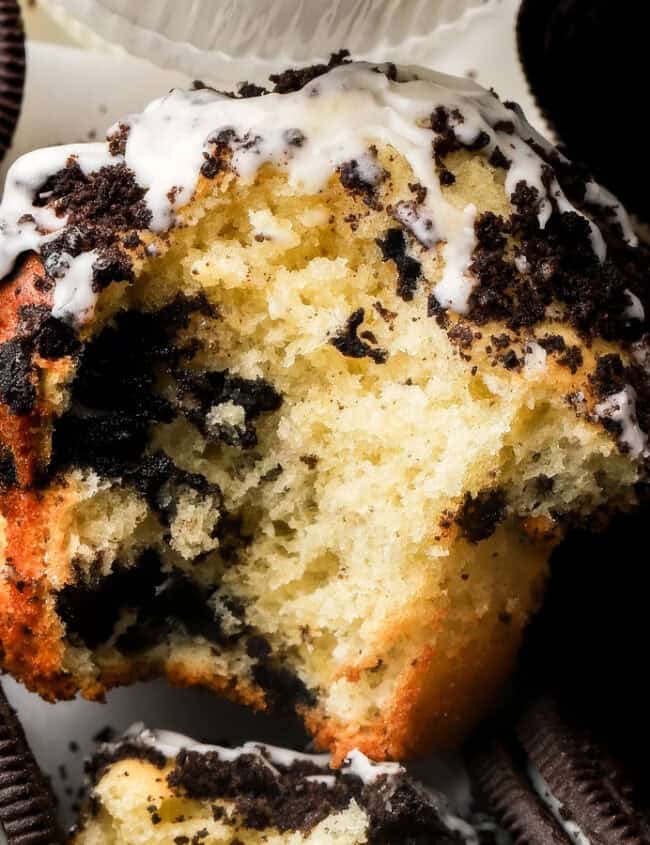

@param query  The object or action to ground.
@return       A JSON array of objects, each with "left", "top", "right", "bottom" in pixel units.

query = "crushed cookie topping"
[
  {"left": 94, "top": 727, "right": 466, "bottom": 841},
  {"left": 1, "top": 59, "right": 632, "bottom": 329},
  {"left": 0, "top": 59, "right": 648, "bottom": 457}
]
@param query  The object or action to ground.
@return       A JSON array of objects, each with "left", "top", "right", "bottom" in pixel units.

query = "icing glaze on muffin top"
[
  {"left": 0, "top": 60, "right": 636, "bottom": 325},
  {"left": 120, "top": 725, "right": 401, "bottom": 783}
]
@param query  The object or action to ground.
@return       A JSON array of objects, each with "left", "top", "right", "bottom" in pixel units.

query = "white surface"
[
  {"left": 1, "top": 0, "right": 542, "bottom": 832},
  {"left": 40, "top": 0, "right": 490, "bottom": 83},
  {"left": 1, "top": 41, "right": 188, "bottom": 183}
]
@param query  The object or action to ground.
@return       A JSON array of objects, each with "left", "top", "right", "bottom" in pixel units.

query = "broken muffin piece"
[
  {"left": 73, "top": 727, "right": 470, "bottom": 845},
  {"left": 1, "top": 59, "right": 650, "bottom": 763}
]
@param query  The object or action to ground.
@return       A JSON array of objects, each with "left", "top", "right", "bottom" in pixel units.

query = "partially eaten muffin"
[
  {"left": 1, "top": 56, "right": 649, "bottom": 762},
  {"left": 73, "top": 727, "right": 469, "bottom": 845}
]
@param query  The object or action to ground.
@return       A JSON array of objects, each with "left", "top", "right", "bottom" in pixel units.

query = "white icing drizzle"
[
  {"left": 434, "top": 203, "right": 477, "bottom": 312},
  {"left": 584, "top": 181, "right": 639, "bottom": 248},
  {"left": 524, "top": 341, "right": 547, "bottom": 373},
  {"left": 120, "top": 726, "right": 406, "bottom": 787},
  {"left": 123, "top": 725, "right": 330, "bottom": 775},
  {"left": 347, "top": 151, "right": 386, "bottom": 189},
  {"left": 0, "top": 62, "right": 622, "bottom": 327},
  {"left": 51, "top": 250, "right": 101, "bottom": 323},
  {"left": 595, "top": 386, "right": 649, "bottom": 459},
  {"left": 393, "top": 200, "right": 439, "bottom": 248},
  {"left": 343, "top": 749, "right": 404, "bottom": 784},
  {"left": 527, "top": 762, "right": 591, "bottom": 845}
]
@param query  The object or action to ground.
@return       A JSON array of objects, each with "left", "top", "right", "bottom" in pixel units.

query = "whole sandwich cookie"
[
  {"left": 2, "top": 54, "right": 650, "bottom": 763},
  {"left": 0, "top": 0, "right": 25, "bottom": 162},
  {"left": 517, "top": 0, "right": 650, "bottom": 221},
  {"left": 0, "top": 683, "right": 61, "bottom": 845},
  {"left": 73, "top": 727, "right": 474, "bottom": 845},
  {"left": 467, "top": 693, "right": 650, "bottom": 845}
]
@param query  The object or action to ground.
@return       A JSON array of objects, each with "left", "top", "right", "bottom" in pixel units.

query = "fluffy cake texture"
[
  {"left": 73, "top": 727, "right": 471, "bottom": 845},
  {"left": 1, "top": 56, "right": 650, "bottom": 762}
]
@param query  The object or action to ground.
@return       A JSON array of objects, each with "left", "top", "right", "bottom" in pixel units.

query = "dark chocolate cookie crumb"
[
  {"left": 427, "top": 294, "right": 449, "bottom": 328},
  {"left": 0, "top": 444, "right": 17, "bottom": 489},
  {"left": 338, "top": 154, "right": 385, "bottom": 208},
  {"left": 447, "top": 321, "right": 474, "bottom": 350},
  {"left": 251, "top": 661, "right": 316, "bottom": 712},
  {"left": 164, "top": 746, "right": 461, "bottom": 843},
  {"left": 34, "top": 160, "right": 151, "bottom": 233},
  {"left": 175, "top": 369, "right": 283, "bottom": 450},
  {"left": 57, "top": 549, "right": 248, "bottom": 654},
  {"left": 87, "top": 741, "right": 166, "bottom": 786},
  {"left": 107, "top": 122, "right": 129, "bottom": 156},
  {"left": 0, "top": 338, "right": 36, "bottom": 415},
  {"left": 364, "top": 777, "right": 460, "bottom": 845},
  {"left": 590, "top": 353, "right": 626, "bottom": 400},
  {"left": 376, "top": 228, "right": 421, "bottom": 301},
  {"left": 538, "top": 334, "right": 565, "bottom": 354},
  {"left": 330, "top": 309, "right": 388, "bottom": 364},
  {"left": 557, "top": 345, "right": 583, "bottom": 374},
  {"left": 456, "top": 489, "right": 507, "bottom": 543},
  {"left": 269, "top": 50, "right": 351, "bottom": 95},
  {"left": 17, "top": 303, "right": 80, "bottom": 359}
]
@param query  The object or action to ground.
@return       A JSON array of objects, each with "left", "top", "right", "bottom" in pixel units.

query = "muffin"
[
  {"left": 73, "top": 726, "right": 469, "bottom": 845},
  {"left": 1, "top": 56, "right": 649, "bottom": 763}
]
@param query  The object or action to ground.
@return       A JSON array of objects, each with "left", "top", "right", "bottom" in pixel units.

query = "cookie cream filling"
[
  {"left": 0, "top": 62, "right": 617, "bottom": 327},
  {"left": 527, "top": 762, "right": 591, "bottom": 845}
]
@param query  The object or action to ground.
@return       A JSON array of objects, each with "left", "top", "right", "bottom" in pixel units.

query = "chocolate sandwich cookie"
[
  {"left": 0, "top": 0, "right": 24, "bottom": 162},
  {"left": 0, "top": 683, "right": 62, "bottom": 844},
  {"left": 517, "top": 0, "right": 650, "bottom": 220},
  {"left": 467, "top": 693, "right": 650, "bottom": 845}
]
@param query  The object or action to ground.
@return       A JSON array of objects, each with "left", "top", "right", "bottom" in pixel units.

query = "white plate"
[{"left": 2, "top": 0, "right": 543, "bottom": 831}]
